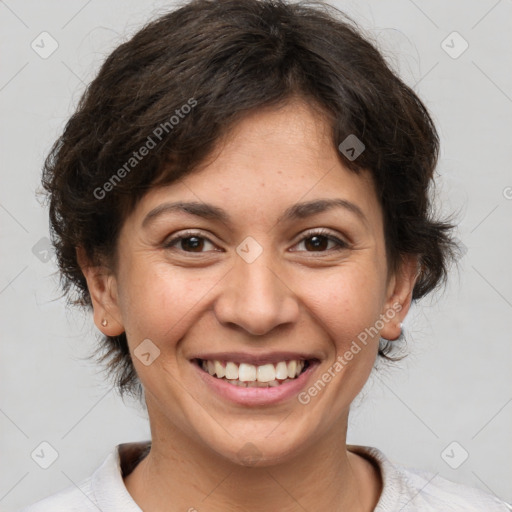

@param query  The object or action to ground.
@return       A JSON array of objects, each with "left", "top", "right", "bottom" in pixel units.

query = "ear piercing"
[{"left": 101, "top": 319, "right": 108, "bottom": 327}]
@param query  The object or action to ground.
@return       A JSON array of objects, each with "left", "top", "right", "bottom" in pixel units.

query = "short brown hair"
[{"left": 42, "top": 0, "right": 459, "bottom": 401}]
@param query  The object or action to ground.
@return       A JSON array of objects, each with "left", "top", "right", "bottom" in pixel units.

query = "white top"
[{"left": 19, "top": 441, "right": 511, "bottom": 511}]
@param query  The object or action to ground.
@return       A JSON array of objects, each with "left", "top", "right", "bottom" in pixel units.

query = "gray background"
[{"left": 1, "top": 0, "right": 511, "bottom": 509}]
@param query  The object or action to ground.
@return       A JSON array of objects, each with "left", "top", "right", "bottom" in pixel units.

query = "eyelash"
[{"left": 163, "top": 228, "right": 349, "bottom": 254}]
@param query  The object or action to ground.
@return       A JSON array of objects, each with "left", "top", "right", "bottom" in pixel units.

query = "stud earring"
[{"left": 101, "top": 319, "right": 108, "bottom": 327}]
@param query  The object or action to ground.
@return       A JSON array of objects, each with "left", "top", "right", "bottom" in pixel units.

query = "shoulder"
[
  {"left": 349, "top": 445, "right": 512, "bottom": 512},
  {"left": 18, "top": 446, "right": 128, "bottom": 512},
  {"left": 18, "top": 476, "right": 96, "bottom": 512},
  {"left": 397, "top": 465, "right": 512, "bottom": 512},
  {"left": 19, "top": 443, "right": 147, "bottom": 512}
]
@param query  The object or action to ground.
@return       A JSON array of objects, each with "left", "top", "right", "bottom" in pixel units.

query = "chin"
[{"left": 194, "top": 416, "right": 315, "bottom": 468}]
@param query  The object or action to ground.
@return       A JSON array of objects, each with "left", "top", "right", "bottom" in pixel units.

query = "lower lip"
[{"left": 192, "top": 361, "right": 318, "bottom": 406}]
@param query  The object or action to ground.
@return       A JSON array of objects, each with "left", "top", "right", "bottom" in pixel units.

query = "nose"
[{"left": 213, "top": 250, "right": 300, "bottom": 336}]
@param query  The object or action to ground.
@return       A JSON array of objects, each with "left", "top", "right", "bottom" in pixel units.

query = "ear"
[
  {"left": 76, "top": 246, "right": 125, "bottom": 336},
  {"left": 379, "top": 254, "right": 419, "bottom": 341}
]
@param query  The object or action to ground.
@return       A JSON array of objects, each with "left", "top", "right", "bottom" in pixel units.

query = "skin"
[{"left": 78, "top": 98, "right": 418, "bottom": 511}]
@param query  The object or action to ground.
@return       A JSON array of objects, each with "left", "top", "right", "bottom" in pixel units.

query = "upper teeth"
[{"left": 201, "top": 360, "right": 305, "bottom": 382}]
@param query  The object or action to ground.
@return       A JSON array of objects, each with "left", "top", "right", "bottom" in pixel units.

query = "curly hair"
[{"left": 42, "top": 0, "right": 459, "bottom": 401}]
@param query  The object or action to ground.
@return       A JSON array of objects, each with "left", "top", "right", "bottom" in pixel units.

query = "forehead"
[{"left": 127, "top": 100, "right": 382, "bottom": 232}]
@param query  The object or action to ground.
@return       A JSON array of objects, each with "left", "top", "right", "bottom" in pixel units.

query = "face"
[{"left": 80, "top": 99, "right": 416, "bottom": 465}]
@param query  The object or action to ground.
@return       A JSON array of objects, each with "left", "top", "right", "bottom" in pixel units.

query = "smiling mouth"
[{"left": 194, "top": 358, "right": 312, "bottom": 388}]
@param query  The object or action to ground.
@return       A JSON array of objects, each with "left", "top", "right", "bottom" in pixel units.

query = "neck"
[{"left": 124, "top": 413, "right": 381, "bottom": 512}]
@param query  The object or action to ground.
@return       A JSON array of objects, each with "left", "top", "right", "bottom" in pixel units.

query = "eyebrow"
[{"left": 142, "top": 198, "right": 368, "bottom": 228}]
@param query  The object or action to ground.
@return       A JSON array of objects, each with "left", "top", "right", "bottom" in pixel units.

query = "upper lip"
[{"left": 191, "top": 351, "right": 321, "bottom": 366}]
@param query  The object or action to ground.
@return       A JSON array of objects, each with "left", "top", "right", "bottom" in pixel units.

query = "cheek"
[
  {"left": 118, "top": 266, "right": 215, "bottom": 403},
  {"left": 291, "top": 263, "right": 386, "bottom": 421},
  {"left": 117, "top": 261, "right": 210, "bottom": 355},
  {"left": 305, "top": 262, "right": 387, "bottom": 348}
]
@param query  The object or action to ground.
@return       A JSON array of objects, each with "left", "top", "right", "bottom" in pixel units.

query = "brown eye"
[
  {"left": 164, "top": 231, "right": 217, "bottom": 253},
  {"left": 179, "top": 236, "right": 205, "bottom": 252},
  {"left": 293, "top": 229, "right": 349, "bottom": 253},
  {"left": 304, "top": 235, "right": 330, "bottom": 251}
]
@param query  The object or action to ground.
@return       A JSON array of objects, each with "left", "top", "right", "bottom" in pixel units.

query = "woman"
[{"left": 21, "top": 0, "right": 511, "bottom": 510}]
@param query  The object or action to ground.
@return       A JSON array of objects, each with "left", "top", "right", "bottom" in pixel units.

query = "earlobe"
[
  {"left": 75, "top": 247, "right": 125, "bottom": 336},
  {"left": 380, "top": 254, "right": 419, "bottom": 341}
]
